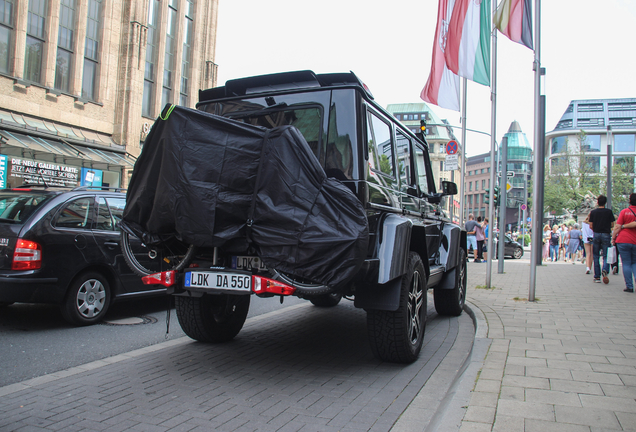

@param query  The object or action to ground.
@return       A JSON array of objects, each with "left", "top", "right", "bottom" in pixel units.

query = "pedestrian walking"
[
  {"left": 483, "top": 218, "right": 489, "bottom": 261},
  {"left": 542, "top": 224, "right": 551, "bottom": 262},
  {"left": 560, "top": 224, "right": 568, "bottom": 261},
  {"left": 589, "top": 195, "right": 615, "bottom": 284},
  {"left": 475, "top": 216, "right": 485, "bottom": 263},
  {"left": 465, "top": 214, "right": 478, "bottom": 258},
  {"left": 581, "top": 216, "right": 594, "bottom": 274},
  {"left": 612, "top": 193, "right": 636, "bottom": 293},
  {"left": 566, "top": 223, "right": 581, "bottom": 264},
  {"left": 549, "top": 225, "right": 560, "bottom": 262}
]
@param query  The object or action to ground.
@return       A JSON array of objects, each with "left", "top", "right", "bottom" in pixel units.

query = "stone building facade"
[{"left": 0, "top": 0, "right": 219, "bottom": 189}]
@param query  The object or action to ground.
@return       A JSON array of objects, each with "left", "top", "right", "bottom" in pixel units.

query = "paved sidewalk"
[{"left": 459, "top": 256, "right": 636, "bottom": 432}]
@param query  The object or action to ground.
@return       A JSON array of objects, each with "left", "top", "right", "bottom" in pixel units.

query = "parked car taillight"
[{"left": 12, "top": 239, "right": 42, "bottom": 270}]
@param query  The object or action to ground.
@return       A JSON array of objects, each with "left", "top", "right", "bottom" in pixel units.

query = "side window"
[
  {"left": 55, "top": 197, "right": 94, "bottom": 229},
  {"left": 414, "top": 145, "right": 430, "bottom": 196},
  {"left": 95, "top": 197, "right": 126, "bottom": 231},
  {"left": 395, "top": 131, "right": 412, "bottom": 189},
  {"left": 95, "top": 198, "right": 113, "bottom": 230},
  {"left": 106, "top": 197, "right": 126, "bottom": 230},
  {"left": 367, "top": 110, "right": 394, "bottom": 177}
]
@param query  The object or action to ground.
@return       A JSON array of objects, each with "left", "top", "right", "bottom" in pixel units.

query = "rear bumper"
[{"left": 0, "top": 272, "right": 60, "bottom": 303}]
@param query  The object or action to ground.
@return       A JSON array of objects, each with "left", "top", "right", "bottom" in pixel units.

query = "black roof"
[{"left": 198, "top": 70, "right": 373, "bottom": 103}]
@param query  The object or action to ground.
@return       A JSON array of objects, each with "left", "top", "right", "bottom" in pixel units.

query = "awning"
[
  {"left": 0, "top": 109, "right": 135, "bottom": 170},
  {"left": 0, "top": 129, "right": 135, "bottom": 170}
]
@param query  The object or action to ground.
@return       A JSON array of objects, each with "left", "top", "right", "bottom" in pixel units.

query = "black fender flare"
[
  {"left": 437, "top": 225, "right": 466, "bottom": 289},
  {"left": 354, "top": 213, "right": 412, "bottom": 311}
]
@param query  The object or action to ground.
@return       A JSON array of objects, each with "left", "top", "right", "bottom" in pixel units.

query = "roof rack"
[{"left": 72, "top": 186, "right": 127, "bottom": 192}]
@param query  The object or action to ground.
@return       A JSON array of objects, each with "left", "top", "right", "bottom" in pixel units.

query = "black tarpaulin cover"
[{"left": 121, "top": 106, "right": 368, "bottom": 287}]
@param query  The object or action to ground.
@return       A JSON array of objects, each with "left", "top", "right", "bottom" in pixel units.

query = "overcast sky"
[{"left": 214, "top": 0, "right": 636, "bottom": 157}]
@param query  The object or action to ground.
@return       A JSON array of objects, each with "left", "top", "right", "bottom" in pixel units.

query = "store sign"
[
  {"left": 0, "top": 155, "right": 7, "bottom": 189},
  {"left": 9, "top": 158, "right": 79, "bottom": 187},
  {"left": 81, "top": 167, "right": 103, "bottom": 187}
]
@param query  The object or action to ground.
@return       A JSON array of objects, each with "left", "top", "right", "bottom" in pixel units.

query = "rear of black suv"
[{"left": 122, "top": 70, "right": 467, "bottom": 363}]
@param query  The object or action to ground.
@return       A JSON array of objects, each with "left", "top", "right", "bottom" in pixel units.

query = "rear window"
[{"left": 0, "top": 192, "right": 52, "bottom": 223}]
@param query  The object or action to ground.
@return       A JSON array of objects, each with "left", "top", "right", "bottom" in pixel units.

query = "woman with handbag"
[{"left": 611, "top": 193, "right": 636, "bottom": 292}]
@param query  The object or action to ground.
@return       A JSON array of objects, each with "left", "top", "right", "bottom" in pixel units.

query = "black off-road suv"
[{"left": 121, "top": 71, "right": 467, "bottom": 363}]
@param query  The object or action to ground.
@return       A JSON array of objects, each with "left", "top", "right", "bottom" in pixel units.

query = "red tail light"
[
  {"left": 12, "top": 239, "right": 42, "bottom": 270},
  {"left": 252, "top": 275, "right": 296, "bottom": 296},
  {"left": 142, "top": 270, "right": 177, "bottom": 287}
]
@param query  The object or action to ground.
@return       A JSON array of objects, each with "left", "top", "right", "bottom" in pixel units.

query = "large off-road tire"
[
  {"left": 434, "top": 248, "right": 467, "bottom": 316},
  {"left": 61, "top": 271, "right": 111, "bottom": 326},
  {"left": 120, "top": 231, "right": 196, "bottom": 277},
  {"left": 175, "top": 294, "right": 250, "bottom": 342},
  {"left": 367, "top": 252, "right": 427, "bottom": 363},
  {"left": 309, "top": 293, "right": 342, "bottom": 307}
]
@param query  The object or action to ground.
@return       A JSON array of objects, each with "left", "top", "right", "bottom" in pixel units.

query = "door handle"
[{"left": 104, "top": 241, "right": 119, "bottom": 248}]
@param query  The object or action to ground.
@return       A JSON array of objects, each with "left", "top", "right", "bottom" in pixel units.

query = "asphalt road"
[{"left": 0, "top": 294, "right": 305, "bottom": 387}]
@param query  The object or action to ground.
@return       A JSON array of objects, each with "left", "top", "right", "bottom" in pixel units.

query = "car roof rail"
[
  {"left": 71, "top": 186, "right": 127, "bottom": 193},
  {"left": 12, "top": 184, "right": 70, "bottom": 190}
]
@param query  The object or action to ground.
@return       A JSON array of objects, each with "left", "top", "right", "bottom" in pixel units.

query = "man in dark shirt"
[{"left": 589, "top": 195, "right": 615, "bottom": 284}]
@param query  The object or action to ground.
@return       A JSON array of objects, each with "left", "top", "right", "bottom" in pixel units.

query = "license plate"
[
  {"left": 184, "top": 269, "right": 252, "bottom": 292},
  {"left": 232, "top": 255, "right": 268, "bottom": 271}
]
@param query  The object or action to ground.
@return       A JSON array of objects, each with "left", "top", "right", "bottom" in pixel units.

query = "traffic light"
[
  {"left": 493, "top": 186, "right": 500, "bottom": 207},
  {"left": 484, "top": 188, "right": 490, "bottom": 204},
  {"left": 416, "top": 120, "right": 427, "bottom": 140}
]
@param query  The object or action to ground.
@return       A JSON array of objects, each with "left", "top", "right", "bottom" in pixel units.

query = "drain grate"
[{"left": 101, "top": 315, "right": 158, "bottom": 326}]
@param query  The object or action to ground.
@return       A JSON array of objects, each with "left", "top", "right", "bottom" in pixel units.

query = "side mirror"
[{"left": 440, "top": 180, "right": 458, "bottom": 195}]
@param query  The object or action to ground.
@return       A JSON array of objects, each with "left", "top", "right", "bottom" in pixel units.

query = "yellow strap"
[{"left": 160, "top": 104, "right": 176, "bottom": 121}]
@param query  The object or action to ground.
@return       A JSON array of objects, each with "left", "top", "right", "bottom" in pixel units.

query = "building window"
[
  {"left": 0, "top": 0, "right": 14, "bottom": 74},
  {"left": 82, "top": 0, "right": 101, "bottom": 101},
  {"left": 615, "top": 156, "right": 635, "bottom": 174},
  {"left": 162, "top": 0, "right": 178, "bottom": 107},
  {"left": 551, "top": 136, "right": 567, "bottom": 154},
  {"left": 179, "top": 0, "right": 193, "bottom": 106},
  {"left": 55, "top": 0, "right": 76, "bottom": 92},
  {"left": 475, "top": 180, "right": 479, "bottom": 191},
  {"left": 615, "top": 134, "right": 636, "bottom": 153},
  {"left": 581, "top": 134, "right": 601, "bottom": 152},
  {"left": 439, "top": 161, "right": 443, "bottom": 172},
  {"left": 582, "top": 156, "right": 600, "bottom": 173},
  {"left": 143, "top": 0, "right": 160, "bottom": 117},
  {"left": 468, "top": 181, "right": 472, "bottom": 191},
  {"left": 430, "top": 143, "right": 434, "bottom": 153},
  {"left": 25, "top": 0, "right": 47, "bottom": 83},
  {"left": 482, "top": 179, "right": 486, "bottom": 189}
]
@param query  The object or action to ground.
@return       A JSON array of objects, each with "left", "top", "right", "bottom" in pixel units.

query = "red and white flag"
[{"left": 421, "top": 0, "right": 461, "bottom": 111}]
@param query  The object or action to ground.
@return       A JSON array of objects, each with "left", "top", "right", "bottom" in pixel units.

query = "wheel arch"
[
  {"left": 66, "top": 264, "right": 120, "bottom": 305},
  {"left": 436, "top": 225, "right": 466, "bottom": 290}
]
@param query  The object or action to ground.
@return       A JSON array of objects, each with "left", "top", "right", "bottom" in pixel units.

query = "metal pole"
[
  {"left": 607, "top": 126, "right": 613, "bottom": 210},
  {"left": 498, "top": 136, "right": 508, "bottom": 273},
  {"left": 485, "top": 0, "right": 497, "bottom": 288},
  {"left": 522, "top": 173, "right": 528, "bottom": 247},
  {"left": 459, "top": 78, "right": 468, "bottom": 227},
  {"left": 529, "top": 0, "right": 541, "bottom": 302}
]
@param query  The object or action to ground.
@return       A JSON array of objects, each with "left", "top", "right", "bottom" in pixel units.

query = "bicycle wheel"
[{"left": 120, "top": 230, "right": 196, "bottom": 277}]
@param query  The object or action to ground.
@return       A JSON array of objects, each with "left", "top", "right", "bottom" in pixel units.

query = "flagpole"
[
  {"left": 485, "top": 0, "right": 497, "bottom": 288},
  {"left": 459, "top": 78, "right": 467, "bottom": 227},
  {"left": 529, "top": 0, "right": 542, "bottom": 301}
]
